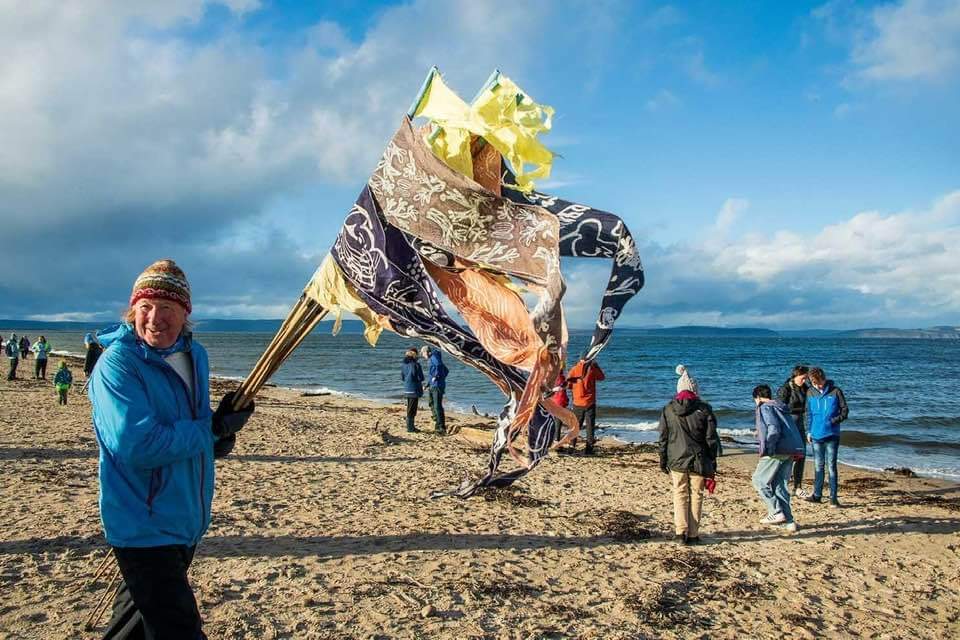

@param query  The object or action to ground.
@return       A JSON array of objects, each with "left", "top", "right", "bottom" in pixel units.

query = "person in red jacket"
[
  {"left": 550, "top": 373, "right": 569, "bottom": 442},
  {"left": 565, "top": 358, "right": 605, "bottom": 454}
]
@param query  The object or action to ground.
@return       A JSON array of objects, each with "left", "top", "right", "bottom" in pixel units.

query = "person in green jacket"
[{"left": 54, "top": 361, "right": 73, "bottom": 405}]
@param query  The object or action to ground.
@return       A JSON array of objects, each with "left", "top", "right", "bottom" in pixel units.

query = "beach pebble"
[{"left": 420, "top": 604, "right": 436, "bottom": 618}]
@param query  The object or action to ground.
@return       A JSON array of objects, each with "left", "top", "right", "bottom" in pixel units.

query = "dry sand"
[{"left": 1, "top": 354, "right": 959, "bottom": 639}]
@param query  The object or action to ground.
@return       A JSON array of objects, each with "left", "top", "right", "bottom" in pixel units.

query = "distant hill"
[
  {"left": 629, "top": 325, "right": 779, "bottom": 337},
  {"left": 838, "top": 327, "right": 960, "bottom": 339}
]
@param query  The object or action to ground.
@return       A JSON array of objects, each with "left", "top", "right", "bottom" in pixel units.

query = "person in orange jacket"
[{"left": 565, "top": 358, "right": 605, "bottom": 454}]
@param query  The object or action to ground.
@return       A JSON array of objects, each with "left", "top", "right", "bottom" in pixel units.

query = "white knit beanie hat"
[{"left": 676, "top": 364, "right": 699, "bottom": 394}]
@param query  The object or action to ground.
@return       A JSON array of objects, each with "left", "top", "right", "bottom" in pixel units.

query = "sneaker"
[
  {"left": 760, "top": 513, "right": 787, "bottom": 525},
  {"left": 804, "top": 495, "right": 822, "bottom": 503},
  {"left": 673, "top": 533, "right": 686, "bottom": 545},
  {"left": 829, "top": 499, "right": 841, "bottom": 508},
  {"left": 685, "top": 536, "right": 701, "bottom": 546},
  {"left": 779, "top": 521, "right": 798, "bottom": 534},
  {"left": 795, "top": 487, "right": 810, "bottom": 499}
]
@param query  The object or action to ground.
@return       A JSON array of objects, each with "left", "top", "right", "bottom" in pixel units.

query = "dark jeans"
[
  {"left": 572, "top": 404, "right": 597, "bottom": 451},
  {"left": 791, "top": 417, "right": 807, "bottom": 489},
  {"left": 405, "top": 396, "right": 419, "bottom": 431},
  {"left": 812, "top": 435, "right": 840, "bottom": 501},
  {"left": 35, "top": 358, "right": 48, "bottom": 379},
  {"left": 104, "top": 545, "right": 205, "bottom": 640},
  {"left": 6, "top": 358, "right": 17, "bottom": 380},
  {"left": 427, "top": 386, "right": 446, "bottom": 433}
]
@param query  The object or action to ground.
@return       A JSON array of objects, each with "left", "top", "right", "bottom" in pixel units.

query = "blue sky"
[{"left": 0, "top": 0, "right": 957, "bottom": 328}]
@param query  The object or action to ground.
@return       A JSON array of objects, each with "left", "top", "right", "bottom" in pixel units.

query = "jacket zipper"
[{"left": 158, "top": 354, "right": 206, "bottom": 534}]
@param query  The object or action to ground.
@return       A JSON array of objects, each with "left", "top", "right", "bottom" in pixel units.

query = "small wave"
[
  {"left": 602, "top": 421, "right": 660, "bottom": 432},
  {"left": 718, "top": 428, "right": 757, "bottom": 438},
  {"left": 841, "top": 430, "right": 960, "bottom": 453},
  {"left": 302, "top": 386, "right": 347, "bottom": 397},
  {"left": 50, "top": 349, "right": 85, "bottom": 358}
]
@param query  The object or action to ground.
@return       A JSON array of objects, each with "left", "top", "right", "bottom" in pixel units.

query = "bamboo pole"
[{"left": 232, "top": 295, "right": 327, "bottom": 410}]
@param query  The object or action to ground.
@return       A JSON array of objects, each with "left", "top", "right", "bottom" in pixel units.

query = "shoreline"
[{"left": 2, "top": 354, "right": 959, "bottom": 638}]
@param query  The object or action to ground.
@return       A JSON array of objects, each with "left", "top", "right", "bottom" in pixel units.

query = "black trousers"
[
  {"left": 6, "top": 358, "right": 17, "bottom": 380},
  {"left": 35, "top": 358, "right": 47, "bottom": 379},
  {"left": 103, "top": 545, "right": 205, "bottom": 640},
  {"left": 792, "top": 417, "right": 807, "bottom": 489},
  {"left": 405, "top": 396, "right": 419, "bottom": 431},
  {"left": 573, "top": 404, "right": 597, "bottom": 449}
]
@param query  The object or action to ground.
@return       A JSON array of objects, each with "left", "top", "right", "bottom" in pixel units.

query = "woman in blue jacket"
[
  {"left": 401, "top": 348, "right": 425, "bottom": 432},
  {"left": 804, "top": 367, "right": 849, "bottom": 507},
  {"left": 91, "top": 260, "right": 254, "bottom": 640}
]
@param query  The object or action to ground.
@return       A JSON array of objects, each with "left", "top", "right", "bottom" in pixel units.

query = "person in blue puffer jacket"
[
  {"left": 752, "top": 385, "right": 805, "bottom": 533},
  {"left": 421, "top": 345, "right": 449, "bottom": 434},
  {"left": 90, "top": 259, "right": 254, "bottom": 640},
  {"left": 804, "top": 367, "right": 849, "bottom": 507}
]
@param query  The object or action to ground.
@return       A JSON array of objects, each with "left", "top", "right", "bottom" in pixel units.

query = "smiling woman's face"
[{"left": 133, "top": 298, "right": 187, "bottom": 349}]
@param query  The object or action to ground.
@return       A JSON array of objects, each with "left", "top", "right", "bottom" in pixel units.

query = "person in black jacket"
[
  {"left": 777, "top": 365, "right": 810, "bottom": 497},
  {"left": 83, "top": 333, "right": 103, "bottom": 378},
  {"left": 658, "top": 386, "right": 720, "bottom": 545}
]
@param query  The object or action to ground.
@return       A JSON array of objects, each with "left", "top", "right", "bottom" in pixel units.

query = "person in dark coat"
[
  {"left": 777, "top": 365, "right": 810, "bottom": 496},
  {"left": 401, "top": 348, "right": 424, "bottom": 433},
  {"left": 84, "top": 332, "right": 104, "bottom": 378},
  {"left": 658, "top": 385, "right": 720, "bottom": 545},
  {"left": 5, "top": 333, "right": 19, "bottom": 380}
]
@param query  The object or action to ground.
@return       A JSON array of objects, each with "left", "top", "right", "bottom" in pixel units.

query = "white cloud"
[
  {"left": 645, "top": 88, "right": 681, "bottom": 111},
  {"left": 714, "top": 198, "right": 749, "bottom": 233},
  {"left": 852, "top": 0, "right": 960, "bottom": 81}
]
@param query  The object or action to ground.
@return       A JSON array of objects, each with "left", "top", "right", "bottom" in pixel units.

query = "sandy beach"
[{"left": 1, "top": 354, "right": 958, "bottom": 639}]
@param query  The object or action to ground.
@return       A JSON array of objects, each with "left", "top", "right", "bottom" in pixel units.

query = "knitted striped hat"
[{"left": 129, "top": 259, "right": 192, "bottom": 313}]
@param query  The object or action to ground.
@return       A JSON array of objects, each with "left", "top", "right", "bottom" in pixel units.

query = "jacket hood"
[
  {"left": 670, "top": 397, "right": 699, "bottom": 416},
  {"left": 429, "top": 350, "right": 443, "bottom": 362},
  {"left": 811, "top": 380, "right": 835, "bottom": 395}
]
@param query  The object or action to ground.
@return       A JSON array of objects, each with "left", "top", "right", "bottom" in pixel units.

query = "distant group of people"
[
  {"left": 2, "top": 331, "right": 105, "bottom": 407},
  {"left": 400, "top": 345, "right": 449, "bottom": 434},
  {"left": 658, "top": 363, "right": 848, "bottom": 544}
]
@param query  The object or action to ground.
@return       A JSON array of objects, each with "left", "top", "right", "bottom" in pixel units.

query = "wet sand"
[{"left": 1, "top": 355, "right": 958, "bottom": 639}]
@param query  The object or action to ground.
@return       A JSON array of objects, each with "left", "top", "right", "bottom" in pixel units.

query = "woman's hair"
[
  {"left": 808, "top": 367, "right": 826, "bottom": 384},
  {"left": 752, "top": 384, "right": 773, "bottom": 400},
  {"left": 790, "top": 364, "right": 809, "bottom": 378}
]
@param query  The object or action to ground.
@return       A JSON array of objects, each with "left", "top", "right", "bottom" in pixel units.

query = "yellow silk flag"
[
  {"left": 302, "top": 254, "right": 389, "bottom": 346},
  {"left": 413, "top": 72, "right": 555, "bottom": 192}
]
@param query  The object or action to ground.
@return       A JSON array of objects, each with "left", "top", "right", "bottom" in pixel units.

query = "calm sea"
[{"left": 8, "top": 325, "right": 959, "bottom": 480}]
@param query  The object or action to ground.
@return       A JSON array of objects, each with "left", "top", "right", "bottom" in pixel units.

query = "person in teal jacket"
[
  {"left": 90, "top": 259, "right": 254, "bottom": 640},
  {"left": 53, "top": 361, "right": 73, "bottom": 404},
  {"left": 804, "top": 367, "right": 849, "bottom": 507}
]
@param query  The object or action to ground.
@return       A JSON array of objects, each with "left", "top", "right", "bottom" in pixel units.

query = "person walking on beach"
[
  {"left": 752, "top": 384, "right": 805, "bottom": 533},
  {"left": 550, "top": 372, "right": 569, "bottom": 441},
  {"left": 420, "top": 345, "right": 449, "bottom": 435},
  {"left": 84, "top": 333, "right": 104, "bottom": 379},
  {"left": 5, "top": 333, "right": 19, "bottom": 380},
  {"left": 19, "top": 335, "right": 30, "bottom": 361},
  {"left": 89, "top": 259, "right": 255, "bottom": 640},
  {"left": 804, "top": 367, "right": 848, "bottom": 508},
  {"left": 566, "top": 358, "right": 605, "bottom": 455},
  {"left": 54, "top": 361, "right": 73, "bottom": 405},
  {"left": 658, "top": 382, "right": 720, "bottom": 545},
  {"left": 778, "top": 365, "right": 810, "bottom": 497},
  {"left": 401, "top": 347, "right": 424, "bottom": 433},
  {"left": 31, "top": 335, "right": 53, "bottom": 380}
]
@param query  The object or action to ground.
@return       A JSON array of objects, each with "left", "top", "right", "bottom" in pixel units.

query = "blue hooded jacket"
[
  {"left": 427, "top": 350, "right": 448, "bottom": 391},
  {"left": 806, "top": 381, "right": 849, "bottom": 441},
  {"left": 401, "top": 355, "right": 424, "bottom": 397},
  {"left": 755, "top": 399, "right": 805, "bottom": 458},
  {"left": 89, "top": 323, "right": 215, "bottom": 548}
]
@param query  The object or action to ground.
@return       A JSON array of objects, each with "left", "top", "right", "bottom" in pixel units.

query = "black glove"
[
  {"left": 213, "top": 434, "right": 236, "bottom": 459},
  {"left": 212, "top": 392, "right": 254, "bottom": 438}
]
